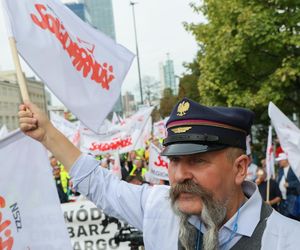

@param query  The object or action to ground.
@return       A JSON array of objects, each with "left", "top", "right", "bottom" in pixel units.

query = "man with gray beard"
[{"left": 19, "top": 97, "right": 300, "bottom": 249}]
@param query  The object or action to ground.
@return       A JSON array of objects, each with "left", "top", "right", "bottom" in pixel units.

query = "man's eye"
[
  {"left": 190, "top": 158, "right": 204, "bottom": 164},
  {"left": 169, "top": 156, "right": 180, "bottom": 163}
]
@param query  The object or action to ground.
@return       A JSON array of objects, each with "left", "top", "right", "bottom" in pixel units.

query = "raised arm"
[{"left": 18, "top": 101, "right": 81, "bottom": 171}]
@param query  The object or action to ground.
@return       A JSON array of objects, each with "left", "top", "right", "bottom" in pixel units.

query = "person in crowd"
[
  {"left": 52, "top": 165, "right": 68, "bottom": 203},
  {"left": 120, "top": 154, "right": 130, "bottom": 181},
  {"left": 276, "top": 152, "right": 300, "bottom": 220},
  {"left": 255, "top": 167, "right": 281, "bottom": 210},
  {"left": 50, "top": 156, "right": 70, "bottom": 197},
  {"left": 19, "top": 97, "right": 300, "bottom": 249},
  {"left": 129, "top": 157, "right": 147, "bottom": 178},
  {"left": 126, "top": 175, "right": 145, "bottom": 185}
]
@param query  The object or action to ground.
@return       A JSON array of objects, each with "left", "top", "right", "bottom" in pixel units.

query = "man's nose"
[{"left": 174, "top": 162, "right": 193, "bottom": 183}]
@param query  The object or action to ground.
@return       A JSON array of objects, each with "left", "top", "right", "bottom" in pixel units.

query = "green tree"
[
  {"left": 159, "top": 88, "right": 178, "bottom": 118},
  {"left": 186, "top": 0, "right": 300, "bottom": 123},
  {"left": 178, "top": 54, "right": 201, "bottom": 102}
]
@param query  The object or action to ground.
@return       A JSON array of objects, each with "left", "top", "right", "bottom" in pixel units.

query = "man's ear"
[{"left": 233, "top": 155, "right": 250, "bottom": 185}]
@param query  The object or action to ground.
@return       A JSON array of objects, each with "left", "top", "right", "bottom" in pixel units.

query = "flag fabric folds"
[
  {"left": 1, "top": 0, "right": 134, "bottom": 133},
  {"left": 0, "top": 130, "right": 71, "bottom": 249},
  {"left": 81, "top": 107, "right": 153, "bottom": 154},
  {"left": 268, "top": 102, "right": 300, "bottom": 179}
]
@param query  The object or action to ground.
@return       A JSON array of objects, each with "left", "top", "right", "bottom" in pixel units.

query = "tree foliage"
[
  {"left": 178, "top": 54, "right": 201, "bottom": 102},
  {"left": 159, "top": 88, "right": 178, "bottom": 118},
  {"left": 186, "top": 0, "right": 300, "bottom": 124}
]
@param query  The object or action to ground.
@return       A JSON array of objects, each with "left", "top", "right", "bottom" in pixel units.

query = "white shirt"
[{"left": 70, "top": 154, "right": 300, "bottom": 250}]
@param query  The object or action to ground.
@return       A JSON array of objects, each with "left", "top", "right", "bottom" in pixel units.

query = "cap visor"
[{"left": 160, "top": 143, "right": 226, "bottom": 156}]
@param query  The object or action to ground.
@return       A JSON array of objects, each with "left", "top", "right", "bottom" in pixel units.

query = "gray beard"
[{"left": 170, "top": 180, "right": 227, "bottom": 250}]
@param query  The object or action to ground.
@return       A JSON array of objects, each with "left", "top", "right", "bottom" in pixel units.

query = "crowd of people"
[{"left": 50, "top": 138, "right": 168, "bottom": 204}]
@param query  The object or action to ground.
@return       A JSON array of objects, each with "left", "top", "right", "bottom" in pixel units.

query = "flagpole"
[
  {"left": 8, "top": 37, "right": 30, "bottom": 101},
  {"left": 266, "top": 178, "right": 270, "bottom": 203}
]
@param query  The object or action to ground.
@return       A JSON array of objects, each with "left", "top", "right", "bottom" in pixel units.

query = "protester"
[
  {"left": 129, "top": 157, "right": 147, "bottom": 178},
  {"left": 52, "top": 165, "right": 68, "bottom": 203},
  {"left": 50, "top": 156, "right": 70, "bottom": 202},
  {"left": 19, "top": 97, "right": 300, "bottom": 249},
  {"left": 255, "top": 167, "right": 281, "bottom": 210},
  {"left": 276, "top": 152, "right": 300, "bottom": 220},
  {"left": 126, "top": 175, "right": 144, "bottom": 185}
]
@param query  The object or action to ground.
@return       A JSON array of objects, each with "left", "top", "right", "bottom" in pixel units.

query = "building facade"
[
  {"left": 0, "top": 71, "right": 50, "bottom": 131},
  {"left": 84, "top": 0, "right": 116, "bottom": 40},
  {"left": 122, "top": 91, "right": 136, "bottom": 117},
  {"left": 65, "top": 0, "right": 91, "bottom": 23},
  {"left": 159, "top": 54, "right": 177, "bottom": 95}
]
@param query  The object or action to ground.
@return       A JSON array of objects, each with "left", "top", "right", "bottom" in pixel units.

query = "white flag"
[
  {"left": 153, "top": 117, "right": 168, "bottom": 139},
  {"left": 0, "top": 130, "right": 71, "bottom": 249},
  {"left": 268, "top": 102, "right": 300, "bottom": 179},
  {"left": 1, "top": 0, "right": 134, "bottom": 133},
  {"left": 50, "top": 111, "right": 80, "bottom": 146},
  {"left": 109, "top": 153, "right": 122, "bottom": 179},
  {"left": 81, "top": 107, "right": 154, "bottom": 154},
  {"left": 265, "top": 125, "right": 275, "bottom": 180},
  {"left": 148, "top": 143, "right": 169, "bottom": 181},
  {"left": 0, "top": 124, "right": 8, "bottom": 139}
]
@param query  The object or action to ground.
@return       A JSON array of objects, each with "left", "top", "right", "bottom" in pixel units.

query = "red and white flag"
[
  {"left": 265, "top": 125, "right": 275, "bottom": 180},
  {"left": 0, "top": 130, "right": 71, "bottom": 249},
  {"left": 1, "top": 0, "right": 134, "bottom": 133},
  {"left": 269, "top": 102, "right": 300, "bottom": 179},
  {"left": 148, "top": 143, "right": 169, "bottom": 181}
]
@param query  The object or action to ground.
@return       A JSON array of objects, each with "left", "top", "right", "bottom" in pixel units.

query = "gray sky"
[{"left": 0, "top": 0, "right": 204, "bottom": 105}]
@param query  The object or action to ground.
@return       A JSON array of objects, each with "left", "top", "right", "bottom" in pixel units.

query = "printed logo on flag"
[
  {"left": 0, "top": 196, "right": 14, "bottom": 250},
  {"left": 30, "top": 3, "right": 115, "bottom": 90},
  {"left": 89, "top": 136, "right": 133, "bottom": 152}
]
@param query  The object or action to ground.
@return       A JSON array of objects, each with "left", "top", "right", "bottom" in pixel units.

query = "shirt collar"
[
  {"left": 188, "top": 181, "right": 262, "bottom": 237},
  {"left": 222, "top": 181, "right": 262, "bottom": 237}
]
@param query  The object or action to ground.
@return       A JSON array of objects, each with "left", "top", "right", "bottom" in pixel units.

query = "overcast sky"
[{"left": 0, "top": 0, "right": 204, "bottom": 105}]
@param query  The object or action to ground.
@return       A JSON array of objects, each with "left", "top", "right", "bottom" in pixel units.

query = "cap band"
[
  {"left": 167, "top": 119, "right": 247, "bottom": 134},
  {"left": 163, "top": 133, "right": 245, "bottom": 149}
]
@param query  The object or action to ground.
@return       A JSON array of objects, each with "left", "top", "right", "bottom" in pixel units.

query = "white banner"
[
  {"left": 148, "top": 143, "right": 169, "bottom": 181},
  {"left": 81, "top": 107, "right": 153, "bottom": 154},
  {"left": 0, "top": 130, "right": 71, "bottom": 249},
  {"left": 153, "top": 117, "right": 168, "bottom": 139},
  {"left": 62, "top": 200, "right": 131, "bottom": 250},
  {"left": 50, "top": 112, "right": 80, "bottom": 147},
  {"left": 268, "top": 102, "right": 300, "bottom": 179},
  {"left": 2, "top": 0, "right": 134, "bottom": 133},
  {"left": 110, "top": 152, "right": 122, "bottom": 179}
]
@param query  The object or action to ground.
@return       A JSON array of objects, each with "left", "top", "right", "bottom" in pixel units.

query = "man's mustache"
[{"left": 169, "top": 180, "right": 212, "bottom": 204}]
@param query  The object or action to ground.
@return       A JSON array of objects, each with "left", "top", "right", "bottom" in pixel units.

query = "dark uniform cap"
[{"left": 161, "top": 98, "right": 254, "bottom": 156}]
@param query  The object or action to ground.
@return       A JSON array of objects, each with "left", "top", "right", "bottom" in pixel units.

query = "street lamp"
[{"left": 130, "top": 1, "right": 143, "bottom": 104}]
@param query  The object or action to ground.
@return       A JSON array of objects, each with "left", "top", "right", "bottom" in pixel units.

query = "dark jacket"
[{"left": 277, "top": 167, "right": 300, "bottom": 196}]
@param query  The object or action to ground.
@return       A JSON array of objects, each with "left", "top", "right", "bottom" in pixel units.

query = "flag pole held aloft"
[{"left": 8, "top": 37, "right": 30, "bottom": 102}]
